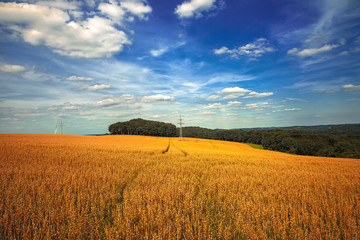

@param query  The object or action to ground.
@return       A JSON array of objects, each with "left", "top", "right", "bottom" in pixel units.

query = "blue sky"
[{"left": 0, "top": 0, "right": 359, "bottom": 134}]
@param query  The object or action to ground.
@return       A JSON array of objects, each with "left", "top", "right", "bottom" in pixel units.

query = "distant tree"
[{"left": 108, "top": 118, "right": 176, "bottom": 137}]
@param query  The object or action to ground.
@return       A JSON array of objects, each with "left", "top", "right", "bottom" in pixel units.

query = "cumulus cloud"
[
  {"left": 203, "top": 103, "right": 222, "bottom": 109},
  {"left": 206, "top": 95, "right": 220, "bottom": 101},
  {"left": 95, "top": 94, "right": 135, "bottom": 107},
  {"left": 99, "top": 0, "right": 151, "bottom": 24},
  {"left": 288, "top": 44, "right": 340, "bottom": 57},
  {"left": 66, "top": 75, "right": 94, "bottom": 81},
  {"left": 175, "top": 0, "right": 218, "bottom": 18},
  {"left": 0, "top": 1, "right": 152, "bottom": 58},
  {"left": 217, "top": 87, "right": 273, "bottom": 99},
  {"left": 142, "top": 94, "right": 175, "bottom": 102},
  {"left": 222, "top": 93, "right": 246, "bottom": 99},
  {"left": 79, "top": 84, "right": 111, "bottom": 91},
  {"left": 219, "top": 87, "right": 251, "bottom": 94},
  {"left": 343, "top": 84, "right": 360, "bottom": 91},
  {"left": 36, "top": 0, "right": 80, "bottom": 10},
  {"left": 121, "top": 0, "right": 152, "bottom": 20},
  {"left": 227, "top": 101, "right": 242, "bottom": 108},
  {"left": 99, "top": 0, "right": 126, "bottom": 25},
  {"left": 246, "top": 103, "right": 261, "bottom": 109},
  {"left": 0, "top": 64, "right": 25, "bottom": 72},
  {"left": 244, "top": 91, "right": 274, "bottom": 98},
  {"left": 213, "top": 46, "right": 229, "bottom": 55},
  {"left": 214, "top": 38, "right": 276, "bottom": 59}
]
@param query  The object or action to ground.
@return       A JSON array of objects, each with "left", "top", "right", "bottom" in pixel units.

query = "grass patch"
[{"left": 244, "top": 143, "right": 263, "bottom": 149}]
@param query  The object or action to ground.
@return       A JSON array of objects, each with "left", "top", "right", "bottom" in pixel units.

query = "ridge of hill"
[
  {"left": 237, "top": 123, "right": 360, "bottom": 139},
  {"left": 108, "top": 120, "right": 360, "bottom": 158}
]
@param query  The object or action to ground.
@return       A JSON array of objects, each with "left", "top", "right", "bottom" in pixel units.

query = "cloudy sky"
[{"left": 0, "top": 0, "right": 359, "bottom": 134}]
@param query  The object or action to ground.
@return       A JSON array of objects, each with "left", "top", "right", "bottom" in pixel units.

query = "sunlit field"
[{"left": 1, "top": 134, "right": 359, "bottom": 239}]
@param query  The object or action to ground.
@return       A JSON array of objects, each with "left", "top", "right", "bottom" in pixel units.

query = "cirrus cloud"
[{"left": 288, "top": 44, "right": 340, "bottom": 57}]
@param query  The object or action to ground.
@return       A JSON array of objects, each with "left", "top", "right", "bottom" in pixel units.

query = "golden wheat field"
[{"left": 0, "top": 134, "right": 359, "bottom": 239}]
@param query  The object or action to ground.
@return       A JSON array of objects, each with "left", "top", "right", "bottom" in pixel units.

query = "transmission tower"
[
  {"left": 59, "top": 120, "right": 64, "bottom": 135},
  {"left": 179, "top": 114, "right": 183, "bottom": 141}
]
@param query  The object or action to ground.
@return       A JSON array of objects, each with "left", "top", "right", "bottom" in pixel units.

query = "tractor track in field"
[
  {"left": 162, "top": 139, "right": 171, "bottom": 154},
  {"left": 171, "top": 141, "right": 188, "bottom": 156},
  {"left": 161, "top": 139, "right": 188, "bottom": 156}
]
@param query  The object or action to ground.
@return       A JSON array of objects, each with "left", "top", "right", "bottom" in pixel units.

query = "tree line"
[
  {"left": 108, "top": 119, "right": 360, "bottom": 158},
  {"left": 180, "top": 127, "right": 360, "bottom": 158},
  {"left": 108, "top": 118, "right": 176, "bottom": 137}
]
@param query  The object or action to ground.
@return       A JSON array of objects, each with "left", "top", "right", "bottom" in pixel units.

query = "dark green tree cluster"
[
  {"left": 108, "top": 118, "right": 176, "bottom": 137},
  {"left": 181, "top": 127, "right": 360, "bottom": 158},
  {"left": 260, "top": 130, "right": 360, "bottom": 158}
]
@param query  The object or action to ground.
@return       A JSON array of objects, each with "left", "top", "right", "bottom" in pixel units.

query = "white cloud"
[
  {"left": 36, "top": 0, "right": 80, "bottom": 10},
  {"left": 217, "top": 87, "right": 273, "bottom": 99},
  {"left": 66, "top": 75, "right": 94, "bottom": 81},
  {"left": 214, "top": 38, "right": 276, "bottom": 59},
  {"left": 219, "top": 87, "right": 251, "bottom": 94},
  {"left": 206, "top": 95, "right": 220, "bottom": 101},
  {"left": 343, "top": 84, "right": 360, "bottom": 91},
  {"left": 62, "top": 106, "right": 78, "bottom": 111},
  {"left": 213, "top": 46, "right": 229, "bottom": 55},
  {"left": 150, "top": 41, "right": 185, "bottom": 57},
  {"left": 204, "top": 103, "right": 222, "bottom": 109},
  {"left": 142, "top": 94, "right": 175, "bottom": 102},
  {"left": 95, "top": 98, "right": 121, "bottom": 107},
  {"left": 244, "top": 91, "right": 273, "bottom": 98},
  {"left": 151, "top": 114, "right": 168, "bottom": 118},
  {"left": 79, "top": 84, "right": 111, "bottom": 91},
  {"left": 95, "top": 95, "right": 135, "bottom": 107},
  {"left": 288, "top": 44, "right": 340, "bottom": 57},
  {"left": 0, "top": 1, "right": 154, "bottom": 58},
  {"left": 222, "top": 93, "right": 246, "bottom": 99},
  {"left": 227, "top": 101, "right": 242, "bottom": 107},
  {"left": 175, "top": 0, "right": 217, "bottom": 18},
  {"left": 0, "top": 64, "right": 25, "bottom": 72},
  {"left": 197, "top": 111, "right": 216, "bottom": 115},
  {"left": 273, "top": 108, "right": 301, "bottom": 113},
  {"left": 246, "top": 103, "right": 260, "bottom": 109},
  {"left": 121, "top": 94, "right": 136, "bottom": 102},
  {"left": 99, "top": 0, "right": 126, "bottom": 25},
  {"left": 121, "top": 0, "right": 152, "bottom": 20},
  {"left": 287, "top": 98, "right": 308, "bottom": 102},
  {"left": 150, "top": 47, "right": 169, "bottom": 57}
]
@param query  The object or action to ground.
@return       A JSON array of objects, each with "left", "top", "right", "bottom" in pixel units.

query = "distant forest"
[
  {"left": 108, "top": 118, "right": 176, "bottom": 137},
  {"left": 109, "top": 119, "right": 360, "bottom": 158}
]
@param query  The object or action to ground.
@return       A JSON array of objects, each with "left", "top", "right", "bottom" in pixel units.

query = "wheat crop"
[{"left": 1, "top": 134, "right": 359, "bottom": 239}]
